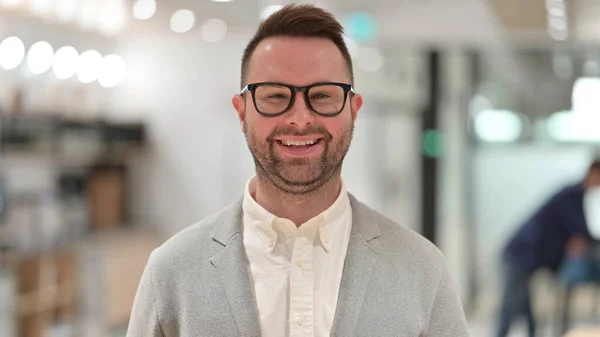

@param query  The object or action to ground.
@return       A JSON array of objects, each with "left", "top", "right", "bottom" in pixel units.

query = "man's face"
[
  {"left": 589, "top": 169, "right": 600, "bottom": 188},
  {"left": 233, "top": 37, "right": 363, "bottom": 194}
]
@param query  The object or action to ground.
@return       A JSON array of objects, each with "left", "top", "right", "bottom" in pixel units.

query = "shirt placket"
[{"left": 289, "top": 235, "right": 314, "bottom": 337}]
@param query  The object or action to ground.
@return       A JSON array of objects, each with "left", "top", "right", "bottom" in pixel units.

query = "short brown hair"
[{"left": 240, "top": 4, "right": 353, "bottom": 88}]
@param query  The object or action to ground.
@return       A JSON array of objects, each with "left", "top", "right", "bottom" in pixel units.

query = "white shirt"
[{"left": 242, "top": 177, "right": 353, "bottom": 337}]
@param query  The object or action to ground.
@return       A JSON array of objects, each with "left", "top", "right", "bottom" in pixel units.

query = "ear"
[
  {"left": 232, "top": 94, "right": 246, "bottom": 130},
  {"left": 350, "top": 94, "right": 363, "bottom": 122}
]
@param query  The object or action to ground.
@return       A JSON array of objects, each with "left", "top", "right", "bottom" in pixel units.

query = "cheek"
[
  {"left": 246, "top": 116, "right": 279, "bottom": 139},
  {"left": 324, "top": 117, "right": 352, "bottom": 137}
]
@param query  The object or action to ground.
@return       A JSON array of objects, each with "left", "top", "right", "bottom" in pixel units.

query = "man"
[
  {"left": 127, "top": 4, "right": 469, "bottom": 337},
  {"left": 497, "top": 159, "right": 600, "bottom": 337}
]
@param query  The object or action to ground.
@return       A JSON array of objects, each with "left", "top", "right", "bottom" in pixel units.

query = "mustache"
[{"left": 267, "top": 125, "right": 332, "bottom": 141}]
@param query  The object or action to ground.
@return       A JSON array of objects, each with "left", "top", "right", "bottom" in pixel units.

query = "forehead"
[{"left": 246, "top": 36, "right": 350, "bottom": 85}]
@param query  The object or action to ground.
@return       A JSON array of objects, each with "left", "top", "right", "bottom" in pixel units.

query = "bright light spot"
[
  {"left": 27, "top": 41, "right": 54, "bottom": 74},
  {"left": 77, "top": 50, "right": 102, "bottom": 83},
  {"left": 29, "top": 0, "right": 53, "bottom": 16},
  {"left": 77, "top": 0, "right": 99, "bottom": 30},
  {"left": 344, "top": 36, "right": 360, "bottom": 59},
  {"left": 55, "top": 0, "right": 78, "bottom": 22},
  {"left": 0, "top": 36, "right": 25, "bottom": 70},
  {"left": 549, "top": 16, "right": 568, "bottom": 31},
  {"left": 98, "top": 54, "right": 126, "bottom": 88},
  {"left": 52, "top": 46, "right": 79, "bottom": 79},
  {"left": 547, "top": 111, "right": 600, "bottom": 142},
  {"left": 357, "top": 47, "right": 383, "bottom": 72},
  {"left": 201, "top": 18, "right": 228, "bottom": 42},
  {"left": 133, "top": 0, "right": 156, "bottom": 20},
  {"left": 171, "top": 9, "right": 195, "bottom": 33},
  {"left": 474, "top": 109, "right": 524, "bottom": 142},
  {"left": 572, "top": 77, "right": 600, "bottom": 116},
  {"left": 99, "top": 0, "right": 127, "bottom": 36},
  {"left": 344, "top": 12, "right": 377, "bottom": 43},
  {"left": 212, "top": 0, "right": 233, "bottom": 2},
  {"left": 260, "top": 5, "right": 283, "bottom": 20},
  {"left": 1, "top": 0, "right": 21, "bottom": 8},
  {"left": 549, "top": 27, "right": 568, "bottom": 41},
  {"left": 546, "top": 0, "right": 566, "bottom": 17}
]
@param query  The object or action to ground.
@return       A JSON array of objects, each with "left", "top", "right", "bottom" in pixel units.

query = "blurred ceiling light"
[
  {"left": 52, "top": 46, "right": 79, "bottom": 79},
  {"left": 77, "top": 0, "right": 99, "bottom": 30},
  {"left": 546, "top": 0, "right": 566, "bottom": 16},
  {"left": 171, "top": 9, "right": 195, "bottom": 33},
  {"left": 27, "top": 41, "right": 54, "bottom": 74},
  {"left": 260, "top": 5, "right": 283, "bottom": 20},
  {"left": 29, "top": 0, "right": 53, "bottom": 16},
  {"left": 133, "top": 0, "right": 156, "bottom": 20},
  {"left": 549, "top": 16, "right": 567, "bottom": 31},
  {"left": 548, "top": 27, "right": 568, "bottom": 41},
  {"left": 77, "top": 50, "right": 102, "bottom": 83},
  {"left": 212, "top": 0, "right": 234, "bottom": 2},
  {"left": 55, "top": 0, "right": 79, "bottom": 22},
  {"left": 572, "top": 77, "right": 600, "bottom": 115},
  {"left": 547, "top": 111, "right": 600, "bottom": 142},
  {"left": 98, "top": 54, "right": 126, "bottom": 88},
  {"left": 474, "top": 109, "right": 524, "bottom": 143},
  {"left": 201, "top": 18, "right": 228, "bottom": 42},
  {"left": 99, "top": 0, "right": 127, "bottom": 36},
  {"left": 0, "top": 36, "right": 25, "bottom": 70},
  {"left": 1, "top": 0, "right": 21, "bottom": 8},
  {"left": 583, "top": 60, "right": 600, "bottom": 77},
  {"left": 356, "top": 46, "right": 383, "bottom": 72}
]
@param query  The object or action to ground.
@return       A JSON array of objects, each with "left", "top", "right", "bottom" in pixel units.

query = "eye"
[
  {"left": 310, "top": 92, "right": 331, "bottom": 99},
  {"left": 267, "top": 93, "right": 289, "bottom": 99}
]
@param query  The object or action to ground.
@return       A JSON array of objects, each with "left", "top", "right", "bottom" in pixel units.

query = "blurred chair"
[{"left": 559, "top": 251, "right": 600, "bottom": 334}]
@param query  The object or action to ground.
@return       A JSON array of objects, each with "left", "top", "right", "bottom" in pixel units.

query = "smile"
[{"left": 279, "top": 139, "right": 320, "bottom": 147}]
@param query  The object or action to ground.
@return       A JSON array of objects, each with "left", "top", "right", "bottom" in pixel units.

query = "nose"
[{"left": 283, "top": 91, "right": 316, "bottom": 128}]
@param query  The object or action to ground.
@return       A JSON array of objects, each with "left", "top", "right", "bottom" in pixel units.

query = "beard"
[{"left": 243, "top": 118, "right": 353, "bottom": 195}]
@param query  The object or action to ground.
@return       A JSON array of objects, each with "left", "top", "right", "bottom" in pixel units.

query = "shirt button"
[
  {"left": 296, "top": 260, "right": 304, "bottom": 268},
  {"left": 297, "top": 317, "right": 305, "bottom": 326},
  {"left": 323, "top": 237, "right": 330, "bottom": 244},
  {"left": 267, "top": 240, "right": 274, "bottom": 248}
]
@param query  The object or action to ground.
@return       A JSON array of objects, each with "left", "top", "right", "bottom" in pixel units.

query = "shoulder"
[
  {"left": 145, "top": 199, "right": 242, "bottom": 274},
  {"left": 349, "top": 195, "right": 448, "bottom": 271}
]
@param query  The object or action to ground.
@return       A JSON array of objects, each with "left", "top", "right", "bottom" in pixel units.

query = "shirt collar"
[{"left": 242, "top": 176, "right": 350, "bottom": 253}]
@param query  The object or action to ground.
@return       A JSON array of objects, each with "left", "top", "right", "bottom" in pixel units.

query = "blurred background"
[{"left": 0, "top": 0, "right": 599, "bottom": 336}]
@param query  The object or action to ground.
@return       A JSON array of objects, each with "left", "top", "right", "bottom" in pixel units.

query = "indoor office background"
[{"left": 0, "top": 0, "right": 600, "bottom": 336}]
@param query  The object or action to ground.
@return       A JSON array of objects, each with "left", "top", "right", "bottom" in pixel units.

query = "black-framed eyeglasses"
[{"left": 240, "top": 82, "right": 355, "bottom": 117}]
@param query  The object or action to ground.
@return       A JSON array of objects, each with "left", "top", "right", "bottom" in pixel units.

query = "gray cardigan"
[{"left": 127, "top": 194, "right": 470, "bottom": 337}]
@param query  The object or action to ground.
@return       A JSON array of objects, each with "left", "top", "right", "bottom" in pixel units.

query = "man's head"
[
  {"left": 586, "top": 159, "right": 600, "bottom": 189},
  {"left": 232, "top": 4, "right": 363, "bottom": 195}
]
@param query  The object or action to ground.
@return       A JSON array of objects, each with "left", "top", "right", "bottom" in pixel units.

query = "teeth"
[{"left": 282, "top": 139, "right": 318, "bottom": 146}]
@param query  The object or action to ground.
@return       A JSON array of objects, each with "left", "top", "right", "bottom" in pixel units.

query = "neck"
[{"left": 253, "top": 175, "right": 342, "bottom": 227}]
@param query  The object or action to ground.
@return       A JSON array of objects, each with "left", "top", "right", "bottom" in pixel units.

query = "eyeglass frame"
[{"left": 240, "top": 81, "right": 355, "bottom": 117}]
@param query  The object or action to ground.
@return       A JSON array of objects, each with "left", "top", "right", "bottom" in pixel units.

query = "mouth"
[
  {"left": 273, "top": 138, "right": 324, "bottom": 157},
  {"left": 277, "top": 138, "right": 321, "bottom": 148}
]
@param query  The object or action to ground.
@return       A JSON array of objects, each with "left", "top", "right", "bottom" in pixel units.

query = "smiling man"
[{"left": 127, "top": 4, "right": 469, "bottom": 337}]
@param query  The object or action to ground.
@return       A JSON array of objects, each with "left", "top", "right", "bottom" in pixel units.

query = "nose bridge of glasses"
[{"left": 290, "top": 86, "right": 312, "bottom": 109}]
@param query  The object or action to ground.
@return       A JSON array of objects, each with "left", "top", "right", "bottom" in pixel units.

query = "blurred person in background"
[
  {"left": 496, "top": 159, "right": 600, "bottom": 337},
  {"left": 127, "top": 4, "right": 469, "bottom": 337}
]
